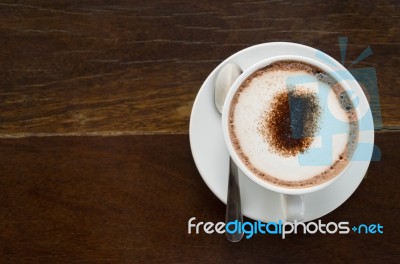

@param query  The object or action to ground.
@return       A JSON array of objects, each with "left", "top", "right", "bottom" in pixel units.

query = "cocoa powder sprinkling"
[{"left": 259, "top": 90, "right": 321, "bottom": 156}]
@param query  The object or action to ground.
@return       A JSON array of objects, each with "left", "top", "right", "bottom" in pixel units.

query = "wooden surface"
[
  {"left": 0, "top": 0, "right": 399, "bottom": 263},
  {"left": 0, "top": 0, "right": 399, "bottom": 136},
  {"left": 0, "top": 134, "right": 399, "bottom": 263}
]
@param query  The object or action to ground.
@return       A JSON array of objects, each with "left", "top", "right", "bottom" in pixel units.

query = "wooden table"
[{"left": 0, "top": 1, "right": 399, "bottom": 263}]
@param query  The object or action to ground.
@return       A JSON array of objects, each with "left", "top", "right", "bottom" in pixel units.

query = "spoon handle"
[{"left": 225, "top": 157, "right": 244, "bottom": 242}]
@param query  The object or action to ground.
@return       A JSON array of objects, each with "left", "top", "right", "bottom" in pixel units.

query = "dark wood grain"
[
  {"left": 0, "top": 0, "right": 399, "bottom": 135},
  {"left": 0, "top": 133, "right": 398, "bottom": 263}
]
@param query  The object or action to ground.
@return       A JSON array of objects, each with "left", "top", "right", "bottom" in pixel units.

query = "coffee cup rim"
[{"left": 221, "top": 55, "right": 370, "bottom": 195}]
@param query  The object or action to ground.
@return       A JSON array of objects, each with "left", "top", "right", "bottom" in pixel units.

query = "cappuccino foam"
[{"left": 228, "top": 61, "right": 358, "bottom": 188}]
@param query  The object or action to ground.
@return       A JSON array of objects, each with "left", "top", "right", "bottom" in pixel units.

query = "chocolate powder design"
[{"left": 259, "top": 90, "right": 321, "bottom": 156}]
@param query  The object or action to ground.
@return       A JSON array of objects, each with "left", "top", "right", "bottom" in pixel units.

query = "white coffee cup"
[{"left": 221, "top": 55, "right": 373, "bottom": 222}]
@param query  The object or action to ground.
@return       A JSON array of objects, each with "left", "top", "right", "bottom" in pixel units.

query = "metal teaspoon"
[{"left": 214, "top": 63, "right": 243, "bottom": 242}]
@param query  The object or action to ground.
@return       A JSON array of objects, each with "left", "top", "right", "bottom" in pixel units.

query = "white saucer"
[{"left": 189, "top": 42, "right": 374, "bottom": 222}]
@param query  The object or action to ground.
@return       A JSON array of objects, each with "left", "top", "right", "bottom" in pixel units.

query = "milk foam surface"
[{"left": 230, "top": 65, "right": 354, "bottom": 186}]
